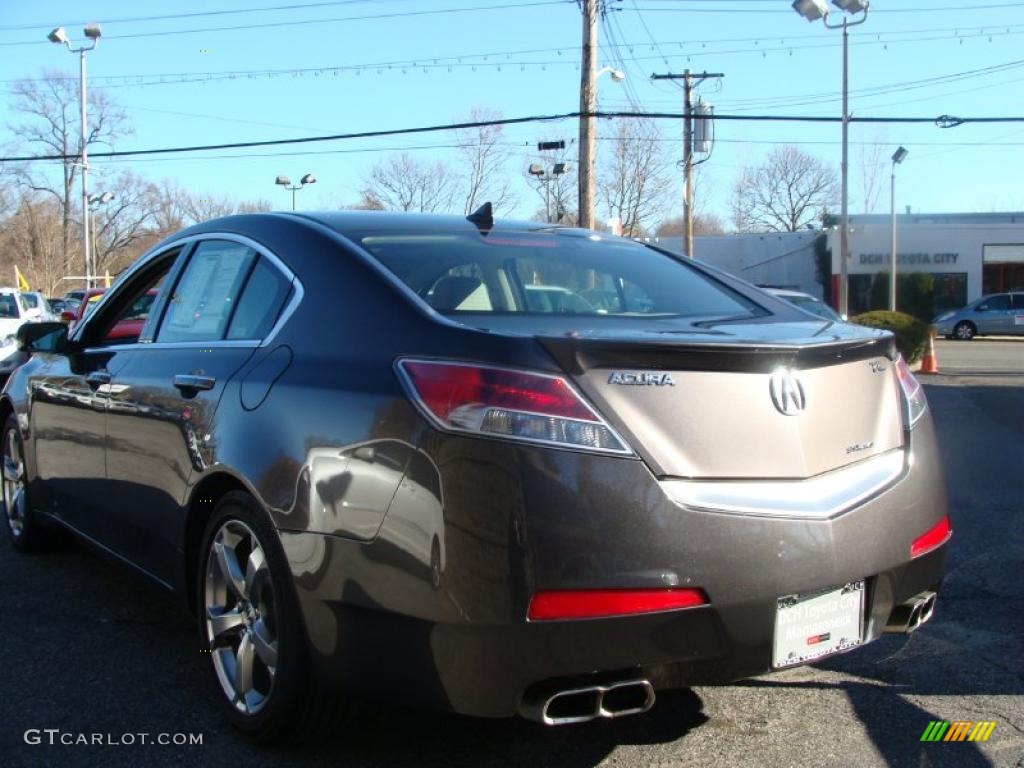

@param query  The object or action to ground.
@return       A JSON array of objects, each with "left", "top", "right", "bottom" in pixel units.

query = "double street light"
[
  {"left": 792, "top": 0, "right": 869, "bottom": 319},
  {"left": 528, "top": 162, "right": 570, "bottom": 223},
  {"left": 48, "top": 22, "right": 102, "bottom": 289},
  {"left": 275, "top": 174, "right": 316, "bottom": 210},
  {"left": 890, "top": 146, "right": 909, "bottom": 311}
]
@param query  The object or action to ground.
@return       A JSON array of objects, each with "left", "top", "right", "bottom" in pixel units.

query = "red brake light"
[
  {"left": 910, "top": 515, "right": 951, "bottom": 558},
  {"left": 397, "top": 360, "right": 630, "bottom": 454},
  {"left": 527, "top": 588, "right": 709, "bottom": 621}
]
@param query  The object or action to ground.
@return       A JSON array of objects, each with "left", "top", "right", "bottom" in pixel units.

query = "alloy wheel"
[
  {"left": 204, "top": 519, "right": 279, "bottom": 715},
  {"left": 3, "top": 426, "right": 26, "bottom": 538},
  {"left": 954, "top": 322, "right": 975, "bottom": 341}
]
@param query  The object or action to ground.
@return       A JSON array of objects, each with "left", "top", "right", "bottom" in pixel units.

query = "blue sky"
[{"left": 2, "top": 0, "right": 1023, "bottom": 226}]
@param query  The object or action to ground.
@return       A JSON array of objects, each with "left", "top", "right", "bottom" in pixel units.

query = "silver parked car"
[{"left": 934, "top": 292, "right": 1024, "bottom": 340}]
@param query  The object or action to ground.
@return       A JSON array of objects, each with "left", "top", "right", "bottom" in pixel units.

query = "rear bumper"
[{"left": 280, "top": 413, "right": 950, "bottom": 718}]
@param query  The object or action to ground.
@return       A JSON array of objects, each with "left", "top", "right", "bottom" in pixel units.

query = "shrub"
[{"left": 851, "top": 310, "right": 931, "bottom": 364}]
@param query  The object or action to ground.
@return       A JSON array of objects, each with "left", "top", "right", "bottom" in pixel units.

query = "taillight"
[
  {"left": 910, "top": 515, "right": 952, "bottom": 558},
  {"left": 527, "top": 588, "right": 709, "bottom": 621},
  {"left": 396, "top": 359, "right": 631, "bottom": 455},
  {"left": 894, "top": 355, "right": 927, "bottom": 428}
]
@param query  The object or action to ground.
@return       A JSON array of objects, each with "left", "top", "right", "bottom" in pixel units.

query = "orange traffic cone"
[{"left": 919, "top": 332, "right": 939, "bottom": 374}]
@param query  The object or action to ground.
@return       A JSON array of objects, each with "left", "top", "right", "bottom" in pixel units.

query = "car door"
[
  {"left": 102, "top": 237, "right": 295, "bottom": 583},
  {"left": 974, "top": 294, "right": 1011, "bottom": 335},
  {"left": 1012, "top": 294, "right": 1024, "bottom": 335}
]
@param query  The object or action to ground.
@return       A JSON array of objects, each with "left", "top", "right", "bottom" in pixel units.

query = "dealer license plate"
[{"left": 773, "top": 581, "right": 865, "bottom": 669}]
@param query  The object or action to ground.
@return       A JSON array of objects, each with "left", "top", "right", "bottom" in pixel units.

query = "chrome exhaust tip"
[
  {"left": 884, "top": 590, "right": 938, "bottom": 633},
  {"left": 521, "top": 679, "right": 655, "bottom": 726}
]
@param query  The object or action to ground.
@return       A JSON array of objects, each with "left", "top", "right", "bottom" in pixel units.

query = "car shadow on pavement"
[
  {"left": 277, "top": 690, "right": 708, "bottom": 767},
  {"left": 736, "top": 678, "right": 995, "bottom": 768}
]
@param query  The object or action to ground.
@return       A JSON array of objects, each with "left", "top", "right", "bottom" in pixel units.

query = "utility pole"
[
  {"left": 651, "top": 70, "right": 723, "bottom": 258},
  {"left": 577, "top": 0, "right": 598, "bottom": 230}
]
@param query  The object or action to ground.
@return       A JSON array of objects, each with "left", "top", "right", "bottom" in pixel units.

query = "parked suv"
[{"left": 934, "top": 292, "right": 1024, "bottom": 339}]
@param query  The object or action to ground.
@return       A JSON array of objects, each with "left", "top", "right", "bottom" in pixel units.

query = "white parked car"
[
  {"left": 19, "top": 291, "right": 56, "bottom": 322},
  {"left": 0, "top": 289, "right": 33, "bottom": 382}
]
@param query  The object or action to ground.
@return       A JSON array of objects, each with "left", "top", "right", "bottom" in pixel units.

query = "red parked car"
[{"left": 64, "top": 288, "right": 158, "bottom": 341}]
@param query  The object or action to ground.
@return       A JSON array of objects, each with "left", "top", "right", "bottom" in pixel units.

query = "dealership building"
[
  {"left": 653, "top": 211, "right": 1024, "bottom": 316},
  {"left": 826, "top": 211, "right": 1024, "bottom": 315}
]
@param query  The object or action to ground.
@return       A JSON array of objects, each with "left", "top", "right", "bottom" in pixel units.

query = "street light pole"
[
  {"left": 890, "top": 146, "right": 909, "bottom": 312},
  {"left": 792, "top": 0, "right": 868, "bottom": 318},
  {"left": 275, "top": 173, "right": 317, "bottom": 210},
  {"left": 48, "top": 24, "right": 101, "bottom": 289}
]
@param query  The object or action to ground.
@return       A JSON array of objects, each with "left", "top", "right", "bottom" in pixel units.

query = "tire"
[
  {"left": 2, "top": 414, "right": 49, "bottom": 553},
  {"left": 197, "top": 491, "right": 351, "bottom": 743},
  {"left": 953, "top": 321, "right": 976, "bottom": 341}
]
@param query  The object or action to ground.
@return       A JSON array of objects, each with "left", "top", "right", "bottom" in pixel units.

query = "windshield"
[{"left": 352, "top": 230, "right": 758, "bottom": 321}]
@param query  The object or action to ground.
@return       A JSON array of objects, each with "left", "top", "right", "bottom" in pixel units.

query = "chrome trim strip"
[
  {"left": 72, "top": 230, "right": 302, "bottom": 348},
  {"left": 660, "top": 449, "right": 905, "bottom": 519}
]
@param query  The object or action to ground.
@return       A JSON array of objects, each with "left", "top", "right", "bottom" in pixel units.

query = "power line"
[
  {"left": 0, "top": 1, "right": 570, "bottom": 47},
  {"left": 0, "top": 0, "right": 409, "bottom": 31},
  {"left": 4, "top": 110, "right": 1023, "bottom": 164}
]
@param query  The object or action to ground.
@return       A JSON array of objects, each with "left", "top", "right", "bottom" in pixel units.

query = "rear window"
[{"left": 351, "top": 230, "right": 756, "bottom": 320}]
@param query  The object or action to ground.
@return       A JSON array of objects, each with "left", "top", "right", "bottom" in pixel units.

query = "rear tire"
[
  {"left": 953, "top": 321, "right": 976, "bottom": 341},
  {"left": 197, "top": 491, "right": 352, "bottom": 743},
  {"left": 2, "top": 414, "right": 50, "bottom": 553}
]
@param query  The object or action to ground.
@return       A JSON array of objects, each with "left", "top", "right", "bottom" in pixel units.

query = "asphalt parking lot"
[{"left": 0, "top": 343, "right": 1021, "bottom": 768}]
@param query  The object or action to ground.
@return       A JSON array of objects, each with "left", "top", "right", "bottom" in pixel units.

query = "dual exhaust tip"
[
  {"left": 884, "top": 590, "right": 938, "bottom": 634},
  {"left": 521, "top": 679, "right": 656, "bottom": 726}
]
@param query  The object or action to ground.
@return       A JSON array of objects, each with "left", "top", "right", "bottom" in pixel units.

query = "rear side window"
[
  {"left": 353, "top": 230, "right": 755, "bottom": 320},
  {"left": 227, "top": 257, "right": 293, "bottom": 340},
  {"left": 158, "top": 240, "right": 256, "bottom": 342},
  {"left": 1012, "top": 294, "right": 1024, "bottom": 310}
]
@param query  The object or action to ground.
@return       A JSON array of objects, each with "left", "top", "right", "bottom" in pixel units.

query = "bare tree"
[
  {"left": 597, "top": 118, "right": 673, "bottom": 237},
  {"left": 858, "top": 128, "right": 888, "bottom": 214},
  {"left": 0, "top": 194, "right": 68, "bottom": 295},
  {"left": 732, "top": 145, "right": 838, "bottom": 233},
  {"left": 656, "top": 212, "right": 726, "bottom": 236},
  {"left": 455, "top": 107, "right": 515, "bottom": 215},
  {"left": 360, "top": 153, "right": 456, "bottom": 213},
  {"left": 7, "top": 71, "right": 128, "bottom": 271},
  {"left": 179, "top": 193, "right": 271, "bottom": 224}
]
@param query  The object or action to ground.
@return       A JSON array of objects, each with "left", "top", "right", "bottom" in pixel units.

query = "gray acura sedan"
[{"left": 3, "top": 208, "right": 950, "bottom": 742}]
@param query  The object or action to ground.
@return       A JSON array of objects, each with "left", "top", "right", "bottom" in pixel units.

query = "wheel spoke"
[
  {"left": 3, "top": 456, "right": 21, "bottom": 483},
  {"left": 214, "top": 540, "right": 247, "bottom": 600},
  {"left": 245, "top": 545, "right": 267, "bottom": 598},
  {"left": 234, "top": 631, "right": 255, "bottom": 707},
  {"left": 252, "top": 618, "right": 278, "bottom": 669},
  {"left": 206, "top": 606, "right": 245, "bottom": 642}
]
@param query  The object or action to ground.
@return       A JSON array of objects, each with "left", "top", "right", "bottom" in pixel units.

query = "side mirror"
[{"left": 17, "top": 321, "right": 69, "bottom": 353}]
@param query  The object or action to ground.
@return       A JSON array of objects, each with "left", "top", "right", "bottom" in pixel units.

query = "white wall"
[{"left": 650, "top": 232, "right": 824, "bottom": 299}]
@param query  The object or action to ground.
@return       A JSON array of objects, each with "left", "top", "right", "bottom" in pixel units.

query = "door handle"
[
  {"left": 173, "top": 374, "right": 216, "bottom": 393},
  {"left": 85, "top": 370, "right": 111, "bottom": 389}
]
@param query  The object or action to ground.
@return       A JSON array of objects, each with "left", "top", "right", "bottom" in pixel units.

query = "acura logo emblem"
[{"left": 769, "top": 368, "right": 806, "bottom": 416}]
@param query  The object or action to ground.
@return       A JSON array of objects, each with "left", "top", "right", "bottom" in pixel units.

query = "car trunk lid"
[{"left": 539, "top": 321, "right": 903, "bottom": 480}]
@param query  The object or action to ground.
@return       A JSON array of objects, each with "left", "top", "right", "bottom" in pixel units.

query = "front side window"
[
  {"left": 1012, "top": 294, "right": 1024, "bottom": 310},
  {"left": 353, "top": 230, "right": 757, "bottom": 322},
  {"left": 981, "top": 294, "right": 1011, "bottom": 311},
  {"left": 158, "top": 240, "right": 256, "bottom": 343}
]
